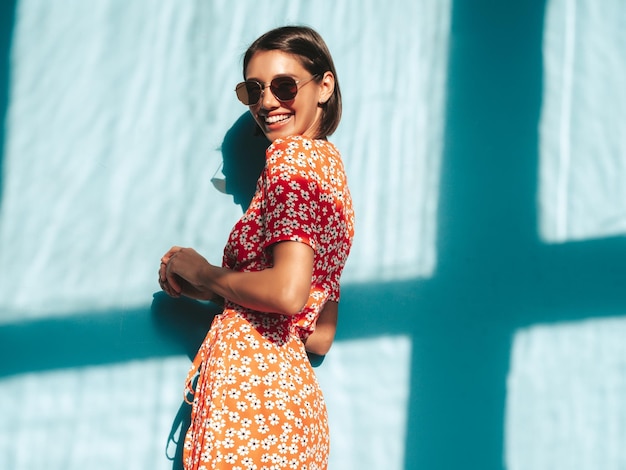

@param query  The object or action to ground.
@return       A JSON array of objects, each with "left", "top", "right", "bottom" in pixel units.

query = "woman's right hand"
[{"left": 159, "top": 246, "right": 216, "bottom": 301}]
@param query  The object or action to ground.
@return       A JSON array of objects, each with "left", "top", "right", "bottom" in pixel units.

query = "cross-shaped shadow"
[{"left": 337, "top": 2, "right": 626, "bottom": 468}]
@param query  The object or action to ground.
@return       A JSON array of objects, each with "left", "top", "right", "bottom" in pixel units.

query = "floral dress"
[{"left": 182, "top": 136, "right": 355, "bottom": 470}]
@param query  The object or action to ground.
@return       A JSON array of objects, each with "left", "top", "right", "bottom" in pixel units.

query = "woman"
[{"left": 159, "top": 26, "right": 354, "bottom": 469}]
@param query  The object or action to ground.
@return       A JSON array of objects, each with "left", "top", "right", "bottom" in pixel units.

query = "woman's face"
[{"left": 244, "top": 50, "right": 333, "bottom": 141}]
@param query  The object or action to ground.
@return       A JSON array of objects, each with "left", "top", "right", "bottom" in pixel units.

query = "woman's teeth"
[{"left": 265, "top": 114, "right": 291, "bottom": 124}]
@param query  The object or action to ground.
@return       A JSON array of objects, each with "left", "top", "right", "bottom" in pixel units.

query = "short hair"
[{"left": 242, "top": 26, "right": 342, "bottom": 139}]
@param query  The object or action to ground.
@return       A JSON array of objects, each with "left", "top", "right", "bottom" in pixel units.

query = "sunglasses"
[{"left": 235, "top": 75, "right": 319, "bottom": 106}]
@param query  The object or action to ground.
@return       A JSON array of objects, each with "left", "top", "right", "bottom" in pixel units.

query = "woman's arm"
[
  {"left": 304, "top": 301, "right": 338, "bottom": 356},
  {"left": 159, "top": 241, "right": 314, "bottom": 316}
]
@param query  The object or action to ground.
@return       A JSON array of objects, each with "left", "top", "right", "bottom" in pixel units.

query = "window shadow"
[{"left": 334, "top": 1, "right": 626, "bottom": 469}]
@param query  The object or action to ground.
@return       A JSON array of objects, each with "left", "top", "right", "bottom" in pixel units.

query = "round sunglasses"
[{"left": 235, "top": 75, "right": 319, "bottom": 106}]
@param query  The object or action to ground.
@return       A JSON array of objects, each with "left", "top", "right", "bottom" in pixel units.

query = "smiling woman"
[{"left": 159, "top": 26, "right": 355, "bottom": 470}]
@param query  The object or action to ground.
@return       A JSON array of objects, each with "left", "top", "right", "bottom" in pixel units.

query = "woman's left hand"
[{"left": 159, "top": 246, "right": 215, "bottom": 300}]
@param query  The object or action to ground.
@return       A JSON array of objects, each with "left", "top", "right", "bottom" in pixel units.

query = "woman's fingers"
[
  {"left": 159, "top": 246, "right": 184, "bottom": 297},
  {"left": 165, "top": 271, "right": 182, "bottom": 295},
  {"left": 160, "top": 245, "right": 183, "bottom": 265},
  {"left": 159, "top": 246, "right": 210, "bottom": 299}
]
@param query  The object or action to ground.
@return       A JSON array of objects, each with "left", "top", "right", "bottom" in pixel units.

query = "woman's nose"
[{"left": 260, "top": 85, "right": 279, "bottom": 109}]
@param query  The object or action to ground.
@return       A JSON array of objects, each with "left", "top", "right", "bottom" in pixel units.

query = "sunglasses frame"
[{"left": 235, "top": 74, "right": 320, "bottom": 106}]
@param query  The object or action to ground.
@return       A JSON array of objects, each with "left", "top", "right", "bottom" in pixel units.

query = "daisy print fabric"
[{"left": 182, "top": 136, "right": 354, "bottom": 470}]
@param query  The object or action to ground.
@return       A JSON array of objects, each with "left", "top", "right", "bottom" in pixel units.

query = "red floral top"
[
  {"left": 222, "top": 135, "right": 355, "bottom": 340},
  {"left": 182, "top": 135, "right": 354, "bottom": 469}
]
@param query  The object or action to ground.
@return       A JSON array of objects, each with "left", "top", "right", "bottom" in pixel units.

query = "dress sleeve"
[{"left": 262, "top": 137, "right": 320, "bottom": 251}]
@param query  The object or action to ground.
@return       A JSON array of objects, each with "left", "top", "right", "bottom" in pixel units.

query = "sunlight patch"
[
  {"left": 506, "top": 316, "right": 626, "bottom": 469},
  {"left": 0, "top": 357, "right": 190, "bottom": 470},
  {"left": 316, "top": 335, "right": 412, "bottom": 470},
  {"left": 539, "top": 0, "right": 626, "bottom": 242}
]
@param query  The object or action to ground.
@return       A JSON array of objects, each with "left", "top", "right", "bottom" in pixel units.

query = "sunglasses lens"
[
  {"left": 235, "top": 76, "right": 305, "bottom": 105},
  {"left": 235, "top": 81, "right": 262, "bottom": 105},
  {"left": 270, "top": 77, "right": 298, "bottom": 101}
]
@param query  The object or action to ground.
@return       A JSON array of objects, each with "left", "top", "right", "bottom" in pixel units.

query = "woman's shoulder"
[
  {"left": 267, "top": 135, "right": 312, "bottom": 153},
  {"left": 266, "top": 135, "right": 338, "bottom": 163}
]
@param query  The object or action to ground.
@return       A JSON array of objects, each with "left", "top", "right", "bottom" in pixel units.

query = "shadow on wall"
[
  {"left": 368, "top": 1, "right": 626, "bottom": 469},
  {"left": 0, "top": 0, "right": 17, "bottom": 202},
  {"left": 218, "top": 111, "right": 268, "bottom": 211}
]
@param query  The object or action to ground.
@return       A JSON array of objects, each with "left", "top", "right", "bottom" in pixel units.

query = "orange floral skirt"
[{"left": 182, "top": 309, "right": 329, "bottom": 469}]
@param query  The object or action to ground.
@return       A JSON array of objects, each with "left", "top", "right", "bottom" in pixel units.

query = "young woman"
[{"left": 159, "top": 26, "right": 354, "bottom": 469}]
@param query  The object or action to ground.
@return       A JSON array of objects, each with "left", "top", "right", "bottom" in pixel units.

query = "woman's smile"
[{"left": 264, "top": 112, "right": 293, "bottom": 126}]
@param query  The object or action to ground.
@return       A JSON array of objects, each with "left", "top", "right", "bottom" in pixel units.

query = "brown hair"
[{"left": 243, "top": 26, "right": 342, "bottom": 139}]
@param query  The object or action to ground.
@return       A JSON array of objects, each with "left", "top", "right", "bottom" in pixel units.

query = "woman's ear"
[{"left": 318, "top": 71, "right": 335, "bottom": 105}]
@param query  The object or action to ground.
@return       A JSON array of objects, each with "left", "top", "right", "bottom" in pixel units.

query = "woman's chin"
[{"left": 262, "top": 118, "right": 295, "bottom": 140}]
